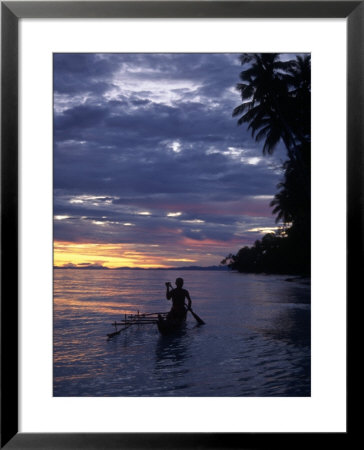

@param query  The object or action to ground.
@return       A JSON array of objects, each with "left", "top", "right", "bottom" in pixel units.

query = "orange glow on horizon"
[
  {"left": 53, "top": 241, "right": 173, "bottom": 269},
  {"left": 166, "top": 258, "right": 197, "bottom": 263}
]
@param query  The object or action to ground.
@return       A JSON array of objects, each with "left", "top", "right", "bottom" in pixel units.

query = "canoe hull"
[{"left": 157, "top": 312, "right": 186, "bottom": 335}]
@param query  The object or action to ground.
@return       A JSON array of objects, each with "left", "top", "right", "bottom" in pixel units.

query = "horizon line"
[{"left": 53, "top": 264, "right": 227, "bottom": 270}]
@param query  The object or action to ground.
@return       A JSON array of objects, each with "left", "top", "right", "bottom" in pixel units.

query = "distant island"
[{"left": 54, "top": 265, "right": 228, "bottom": 271}]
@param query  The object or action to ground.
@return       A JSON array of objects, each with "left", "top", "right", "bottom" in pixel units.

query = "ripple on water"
[{"left": 54, "top": 270, "right": 310, "bottom": 396}]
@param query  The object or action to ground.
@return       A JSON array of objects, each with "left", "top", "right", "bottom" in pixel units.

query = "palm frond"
[
  {"left": 232, "top": 102, "right": 251, "bottom": 117},
  {"left": 262, "top": 128, "right": 281, "bottom": 155},
  {"left": 255, "top": 124, "right": 271, "bottom": 142}
]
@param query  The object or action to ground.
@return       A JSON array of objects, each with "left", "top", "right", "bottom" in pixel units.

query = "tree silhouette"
[
  {"left": 270, "top": 142, "right": 310, "bottom": 226},
  {"left": 232, "top": 54, "right": 310, "bottom": 158},
  {"left": 223, "top": 53, "right": 311, "bottom": 275}
]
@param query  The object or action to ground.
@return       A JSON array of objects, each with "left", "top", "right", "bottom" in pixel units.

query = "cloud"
[{"left": 53, "top": 53, "right": 291, "bottom": 266}]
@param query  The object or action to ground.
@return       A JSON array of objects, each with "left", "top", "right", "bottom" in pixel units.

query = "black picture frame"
[{"left": 1, "top": 1, "right": 357, "bottom": 448}]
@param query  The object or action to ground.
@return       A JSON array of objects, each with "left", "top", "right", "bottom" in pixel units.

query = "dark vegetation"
[{"left": 221, "top": 54, "right": 311, "bottom": 275}]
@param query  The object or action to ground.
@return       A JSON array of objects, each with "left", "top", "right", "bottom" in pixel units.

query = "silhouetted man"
[{"left": 165, "top": 278, "right": 191, "bottom": 321}]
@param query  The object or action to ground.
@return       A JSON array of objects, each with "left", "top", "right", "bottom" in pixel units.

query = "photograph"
[{"left": 53, "top": 52, "right": 311, "bottom": 397}]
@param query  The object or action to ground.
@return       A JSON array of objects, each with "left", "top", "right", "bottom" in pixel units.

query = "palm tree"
[
  {"left": 270, "top": 146, "right": 310, "bottom": 225},
  {"left": 224, "top": 53, "right": 311, "bottom": 275},
  {"left": 233, "top": 53, "right": 310, "bottom": 161}
]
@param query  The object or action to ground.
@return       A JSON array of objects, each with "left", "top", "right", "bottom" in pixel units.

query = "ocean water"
[{"left": 53, "top": 269, "right": 310, "bottom": 396}]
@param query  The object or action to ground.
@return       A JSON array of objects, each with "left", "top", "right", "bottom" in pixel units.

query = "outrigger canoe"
[
  {"left": 157, "top": 311, "right": 187, "bottom": 335},
  {"left": 107, "top": 307, "right": 204, "bottom": 339},
  {"left": 107, "top": 311, "right": 167, "bottom": 338}
]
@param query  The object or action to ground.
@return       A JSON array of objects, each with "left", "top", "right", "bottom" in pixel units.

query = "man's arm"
[
  {"left": 166, "top": 284, "right": 172, "bottom": 300},
  {"left": 185, "top": 290, "right": 192, "bottom": 308}
]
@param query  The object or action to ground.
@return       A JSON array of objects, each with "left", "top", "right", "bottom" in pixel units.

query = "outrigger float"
[{"left": 107, "top": 307, "right": 205, "bottom": 339}]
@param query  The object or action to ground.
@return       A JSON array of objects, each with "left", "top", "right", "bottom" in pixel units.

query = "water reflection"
[
  {"left": 153, "top": 331, "right": 192, "bottom": 394},
  {"left": 262, "top": 306, "right": 310, "bottom": 348},
  {"left": 253, "top": 305, "right": 311, "bottom": 396},
  {"left": 155, "top": 329, "right": 189, "bottom": 366},
  {"left": 54, "top": 270, "right": 311, "bottom": 396}
]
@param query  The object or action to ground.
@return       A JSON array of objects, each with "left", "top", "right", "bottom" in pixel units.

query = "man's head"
[{"left": 175, "top": 278, "right": 184, "bottom": 288}]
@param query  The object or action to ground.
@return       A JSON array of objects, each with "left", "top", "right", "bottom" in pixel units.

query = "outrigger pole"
[
  {"left": 107, "top": 307, "right": 205, "bottom": 339},
  {"left": 107, "top": 311, "right": 168, "bottom": 339}
]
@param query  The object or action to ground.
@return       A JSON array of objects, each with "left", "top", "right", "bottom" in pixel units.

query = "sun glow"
[
  {"left": 166, "top": 258, "right": 197, "bottom": 263},
  {"left": 53, "top": 241, "right": 171, "bottom": 269}
]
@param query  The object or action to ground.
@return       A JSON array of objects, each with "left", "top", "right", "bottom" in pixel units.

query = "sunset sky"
[{"left": 53, "top": 53, "right": 288, "bottom": 268}]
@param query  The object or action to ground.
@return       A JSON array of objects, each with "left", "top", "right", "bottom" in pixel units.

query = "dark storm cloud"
[
  {"left": 55, "top": 104, "right": 110, "bottom": 130},
  {"left": 54, "top": 53, "right": 119, "bottom": 95},
  {"left": 53, "top": 53, "right": 288, "bottom": 263}
]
